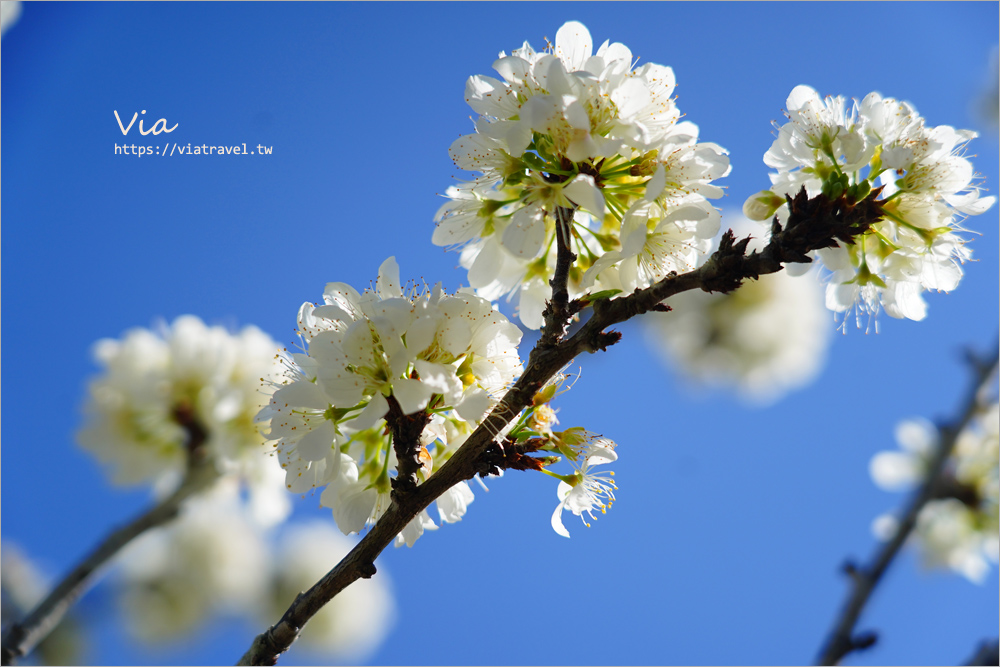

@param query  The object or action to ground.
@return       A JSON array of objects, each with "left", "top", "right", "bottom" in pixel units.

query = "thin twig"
[
  {"left": 0, "top": 408, "right": 218, "bottom": 666},
  {"left": 537, "top": 205, "right": 578, "bottom": 351},
  {"left": 238, "top": 187, "right": 887, "bottom": 666},
  {"left": 815, "top": 343, "right": 1000, "bottom": 665},
  {"left": 964, "top": 638, "right": 1000, "bottom": 666}
]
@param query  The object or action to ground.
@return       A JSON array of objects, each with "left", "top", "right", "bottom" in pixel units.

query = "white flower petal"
[
  {"left": 551, "top": 497, "right": 571, "bottom": 538},
  {"left": 563, "top": 175, "right": 605, "bottom": 220},
  {"left": 346, "top": 393, "right": 389, "bottom": 431},
  {"left": 501, "top": 206, "right": 546, "bottom": 258},
  {"left": 437, "top": 482, "right": 475, "bottom": 523},
  {"left": 392, "top": 378, "right": 433, "bottom": 415},
  {"left": 296, "top": 420, "right": 339, "bottom": 462}
]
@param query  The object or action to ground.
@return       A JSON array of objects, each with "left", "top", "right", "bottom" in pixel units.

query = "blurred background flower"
[{"left": 643, "top": 215, "right": 832, "bottom": 405}]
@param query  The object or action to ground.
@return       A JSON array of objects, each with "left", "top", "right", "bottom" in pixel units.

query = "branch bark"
[
  {"left": 0, "top": 406, "right": 218, "bottom": 666},
  {"left": 238, "top": 188, "right": 888, "bottom": 665},
  {"left": 537, "top": 205, "right": 578, "bottom": 351},
  {"left": 815, "top": 344, "right": 1000, "bottom": 665},
  {"left": 964, "top": 638, "right": 1000, "bottom": 666}
]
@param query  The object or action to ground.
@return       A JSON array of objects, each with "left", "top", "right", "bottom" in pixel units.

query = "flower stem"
[{"left": 536, "top": 206, "right": 579, "bottom": 351}]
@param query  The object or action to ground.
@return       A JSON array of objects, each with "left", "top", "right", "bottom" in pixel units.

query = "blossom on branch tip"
[
  {"left": 749, "top": 85, "right": 995, "bottom": 328},
  {"left": 437, "top": 21, "right": 729, "bottom": 328},
  {"left": 256, "top": 257, "right": 523, "bottom": 546}
]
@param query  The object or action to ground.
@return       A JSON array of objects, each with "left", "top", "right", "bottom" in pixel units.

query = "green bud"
[{"left": 742, "top": 190, "right": 785, "bottom": 221}]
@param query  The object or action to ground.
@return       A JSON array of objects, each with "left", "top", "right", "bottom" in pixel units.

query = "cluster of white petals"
[
  {"left": 870, "top": 404, "right": 999, "bottom": 583},
  {"left": 77, "top": 315, "right": 285, "bottom": 499},
  {"left": 256, "top": 257, "right": 522, "bottom": 546},
  {"left": 745, "top": 85, "right": 995, "bottom": 326},
  {"left": 435, "top": 21, "right": 729, "bottom": 328},
  {"left": 643, "top": 218, "right": 831, "bottom": 404}
]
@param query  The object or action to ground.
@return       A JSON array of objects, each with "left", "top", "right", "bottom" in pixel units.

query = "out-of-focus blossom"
[
  {"left": 870, "top": 403, "right": 999, "bottom": 583},
  {"left": 643, "top": 217, "right": 830, "bottom": 404},
  {"left": 0, "top": 1, "right": 21, "bottom": 38},
  {"left": 115, "top": 480, "right": 271, "bottom": 640},
  {"left": 77, "top": 316, "right": 285, "bottom": 506},
  {"left": 1, "top": 543, "right": 86, "bottom": 665}
]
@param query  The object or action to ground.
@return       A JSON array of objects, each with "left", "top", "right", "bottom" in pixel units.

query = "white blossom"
[
  {"left": 115, "top": 480, "right": 271, "bottom": 641},
  {"left": 257, "top": 258, "right": 523, "bottom": 547},
  {"left": 437, "top": 21, "right": 729, "bottom": 328},
  {"left": 551, "top": 440, "right": 618, "bottom": 538},
  {"left": 76, "top": 316, "right": 287, "bottom": 514},
  {"left": 748, "top": 85, "right": 994, "bottom": 327}
]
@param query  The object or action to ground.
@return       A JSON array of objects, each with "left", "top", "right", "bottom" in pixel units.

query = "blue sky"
[{"left": 2, "top": 2, "right": 998, "bottom": 665}]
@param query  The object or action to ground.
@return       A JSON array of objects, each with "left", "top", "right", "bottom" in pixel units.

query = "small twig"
[
  {"left": 385, "top": 395, "right": 432, "bottom": 499},
  {"left": 964, "top": 638, "right": 1000, "bottom": 666},
  {"left": 815, "top": 343, "right": 1000, "bottom": 665},
  {"left": 536, "top": 205, "right": 579, "bottom": 351},
  {"left": 0, "top": 408, "right": 217, "bottom": 666},
  {"left": 238, "top": 187, "right": 889, "bottom": 666}
]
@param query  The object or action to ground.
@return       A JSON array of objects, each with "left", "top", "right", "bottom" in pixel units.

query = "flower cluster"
[
  {"left": 745, "top": 85, "right": 995, "bottom": 326},
  {"left": 256, "top": 257, "right": 522, "bottom": 546},
  {"left": 117, "top": 480, "right": 271, "bottom": 641},
  {"left": 434, "top": 21, "right": 730, "bottom": 328},
  {"left": 643, "top": 218, "right": 831, "bottom": 404},
  {"left": 870, "top": 404, "right": 999, "bottom": 583},
  {"left": 77, "top": 316, "right": 286, "bottom": 509},
  {"left": 116, "top": 483, "right": 396, "bottom": 661}
]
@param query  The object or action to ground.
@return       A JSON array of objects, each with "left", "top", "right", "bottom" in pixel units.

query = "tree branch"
[
  {"left": 537, "top": 205, "right": 579, "bottom": 351},
  {"left": 0, "top": 406, "right": 218, "bottom": 666},
  {"left": 815, "top": 343, "right": 1000, "bottom": 666},
  {"left": 238, "top": 187, "right": 889, "bottom": 665},
  {"left": 964, "top": 638, "right": 1000, "bottom": 666},
  {"left": 385, "top": 394, "right": 432, "bottom": 499}
]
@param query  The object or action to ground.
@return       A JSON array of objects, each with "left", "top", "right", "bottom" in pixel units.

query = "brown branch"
[
  {"left": 385, "top": 395, "right": 432, "bottom": 499},
  {"left": 815, "top": 343, "right": 1000, "bottom": 665},
  {"left": 0, "top": 407, "right": 218, "bottom": 665},
  {"left": 238, "top": 187, "right": 889, "bottom": 666},
  {"left": 537, "top": 205, "right": 579, "bottom": 351}
]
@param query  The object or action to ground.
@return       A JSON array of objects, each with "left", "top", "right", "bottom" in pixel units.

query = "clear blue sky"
[{"left": 3, "top": 3, "right": 998, "bottom": 665}]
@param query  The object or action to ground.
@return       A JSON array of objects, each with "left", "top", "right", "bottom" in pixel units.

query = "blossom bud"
[{"left": 742, "top": 190, "right": 785, "bottom": 221}]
